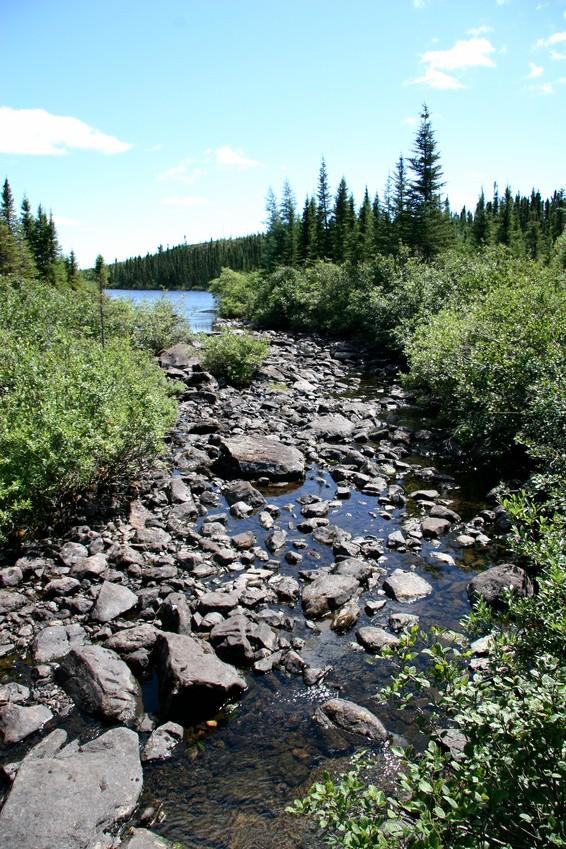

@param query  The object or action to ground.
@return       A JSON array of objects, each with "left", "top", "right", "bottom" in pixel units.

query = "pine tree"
[
  {"left": 355, "top": 188, "right": 375, "bottom": 263},
  {"left": 331, "top": 177, "right": 351, "bottom": 263},
  {"left": 408, "top": 104, "right": 449, "bottom": 257},
  {"left": 1, "top": 179, "right": 15, "bottom": 231},
  {"left": 263, "top": 188, "right": 285, "bottom": 270},
  {"left": 392, "top": 155, "right": 411, "bottom": 247},
  {"left": 95, "top": 255, "right": 107, "bottom": 346},
  {"left": 472, "top": 190, "right": 489, "bottom": 246},
  {"left": 279, "top": 180, "right": 298, "bottom": 266},
  {"left": 66, "top": 250, "right": 80, "bottom": 287},
  {"left": 316, "top": 157, "right": 332, "bottom": 259},
  {"left": 298, "top": 196, "right": 317, "bottom": 265}
]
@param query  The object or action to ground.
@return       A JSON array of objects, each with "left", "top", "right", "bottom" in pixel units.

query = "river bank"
[{"left": 0, "top": 327, "right": 510, "bottom": 849}]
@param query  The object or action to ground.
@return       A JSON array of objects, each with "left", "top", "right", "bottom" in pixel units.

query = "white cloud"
[
  {"left": 536, "top": 32, "right": 566, "bottom": 60},
  {"left": 157, "top": 159, "right": 207, "bottom": 185},
  {"left": 496, "top": 0, "right": 509, "bottom": 5},
  {"left": 421, "top": 37, "right": 496, "bottom": 71},
  {"left": 160, "top": 195, "right": 208, "bottom": 207},
  {"left": 403, "top": 116, "right": 418, "bottom": 126},
  {"left": 214, "top": 145, "right": 260, "bottom": 169},
  {"left": 413, "top": 0, "right": 427, "bottom": 8},
  {"left": 410, "top": 36, "right": 496, "bottom": 88},
  {"left": 0, "top": 106, "right": 130, "bottom": 155},
  {"left": 411, "top": 67, "right": 466, "bottom": 89},
  {"left": 536, "top": 31, "right": 566, "bottom": 48},
  {"left": 528, "top": 62, "right": 544, "bottom": 77},
  {"left": 529, "top": 75, "right": 566, "bottom": 94},
  {"left": 468, "top": 25, "right": 494, "bottom": 36}
]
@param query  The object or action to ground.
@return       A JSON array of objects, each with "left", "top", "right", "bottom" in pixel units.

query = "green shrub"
[
  {"left": 203, "top": 328, "right": 268, "bottom": 387},
  {"left": 405, "top": 271, "right": 566, "bottom": 457},
  {"left": 208, "top": 267, "right": 259, "bottom": 319},
  {"left": 0, "top": 330, "right": 177, "bottom": 541},
  {"left": 0, "top": 275, "right": 191, "bottom": 353}
]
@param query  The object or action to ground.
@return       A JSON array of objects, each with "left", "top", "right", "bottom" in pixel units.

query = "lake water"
[{"left": 106, "top": 289, "right": 218, "bottom": 333}]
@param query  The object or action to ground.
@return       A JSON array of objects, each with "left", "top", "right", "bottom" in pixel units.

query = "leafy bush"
[
  {"left": 208, "top": 267, "right": 259, "bottom": 319},
  {"left": 203, "top": 328, "right": 268, "bottom": 387},
  {"left": 0, "top": 276, "right": 182, "bottom": 541},
  {"left": 0, "top": 275, "right": 191, "bottom": 354},
  {"left": 405, "top": 270, "right": 566, "bottom": 457},
  {"left": 291, "top": 482, "right": 566, "bottom": 849}
]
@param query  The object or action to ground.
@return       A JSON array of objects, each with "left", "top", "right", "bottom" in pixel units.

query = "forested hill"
[{"left": 107, "top": 233, "right": 265, "bottom": 290}]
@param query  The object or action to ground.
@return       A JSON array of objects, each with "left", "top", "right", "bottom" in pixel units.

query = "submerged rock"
[{"left": 315, "top": 698, "right": 388, "bottom": 741}]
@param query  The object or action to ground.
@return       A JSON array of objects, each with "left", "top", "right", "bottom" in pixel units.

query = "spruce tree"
[
  {"left": 1, "top": 179, "right": 15, "bottom": 232},
  {"left": 263, "top": 188, "right": 285, "bottom": 270},
  {"left": 279, "top": 180, "right": 299, "bottom": 266},
  {"left": 315, "top": 157, "right": 332, "bottom": 259},
  {"left": 356, "top": 188, "right": 375, "bottom": 263},
  {"left": 331, "top": 177, "right": 351, "bottom": 263},
  {"left": 298, "top": 196, "right": 317, "bottom": 265},
  {"left": 472, "top": 190, "right": 489, "bottom": 246},
  {"left": 408, "top": 104, "right": 449, "bottom": 257},
  {"left": 392, "top": 155, "right": 411, "bottom": 247}
]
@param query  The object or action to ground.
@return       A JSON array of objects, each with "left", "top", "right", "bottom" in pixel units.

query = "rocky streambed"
[{"left": 0, "top": 328, "right": 519, "bottom": 849}]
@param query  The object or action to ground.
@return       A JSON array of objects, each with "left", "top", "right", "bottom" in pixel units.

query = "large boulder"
[
  {"left": 58, "top": 645, "right": 143, "bottom": 725},
  {"left": 216, "top": 435, "right": 305, "bottom": 481},
  {"left": 0, "top": 727, "right": 143, "bottom": 849},
  {"left": 301, "top": 573, "right": 359, "bottom": 619},
  {"left": 383, "top": 569, "right": 433, "bottom": 603},
  {"left": 315, "top": 698, "right": 388, "bottom": 741},
  {"left": 467, "top": 563, "right": 534, "bottom": 611},
  {"left": 155, "top": 632, "right": 247, "bottom": 722}
]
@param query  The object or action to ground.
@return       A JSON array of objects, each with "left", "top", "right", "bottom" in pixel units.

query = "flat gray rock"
[
  {"left": 155, "top": 632, "right": 247, "bottom": 722},
  {"left": 383, "top": 569, "right": 433, "bottom": 602},
  {"left": 58, "top": 644, "right": 143, "bottom": 725},
  {"left": 315, "top": 698, "right": 388, "bottom": 741},
  {"left": 104, "top": 624, "right": 161, "bottom": 655},
  {"left": 217, "top": 435, "right": 305, "bottom": 481},
  {"left": 0, "top": 703, "right": 53, "bottom": 744},
  {"left": 301, "top": 573, "right": 359, "bottom": 619},
  {"left": 0, "top": 727, "right": 142, "bottom": 849},
  {"left": 32, "top": 623, "right": 86, "bottom": 663},
  {"left": 91, "top": 581, "right": 138, "bottom": 623}
]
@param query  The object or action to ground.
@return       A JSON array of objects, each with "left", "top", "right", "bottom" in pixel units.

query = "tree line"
[
  {"left": 0, "top": 179, "right": 81, "bottom": 287},
  {"left": 108, "top": 234, "right": 265, "bottom": 290},
  {"left": 108, "top": 105, "right": 565, "bottom": 290}
]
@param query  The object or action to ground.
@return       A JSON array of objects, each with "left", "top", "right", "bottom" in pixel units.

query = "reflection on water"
[{"left": 105, "top": 288, "right": 218, "bottom": 333}]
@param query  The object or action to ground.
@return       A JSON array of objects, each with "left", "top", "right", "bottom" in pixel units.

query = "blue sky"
[{"left": 1, "top": 0, "right": 565, "bottom": 267}]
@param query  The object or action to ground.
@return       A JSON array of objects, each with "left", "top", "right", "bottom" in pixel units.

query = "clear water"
[{"left": 106, "top": 289, "right": 218, "bottom": 333}]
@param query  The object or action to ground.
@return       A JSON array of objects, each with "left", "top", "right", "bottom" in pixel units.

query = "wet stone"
[{"left": 383, "top": 569, "right": 433, "bottom": 603}]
